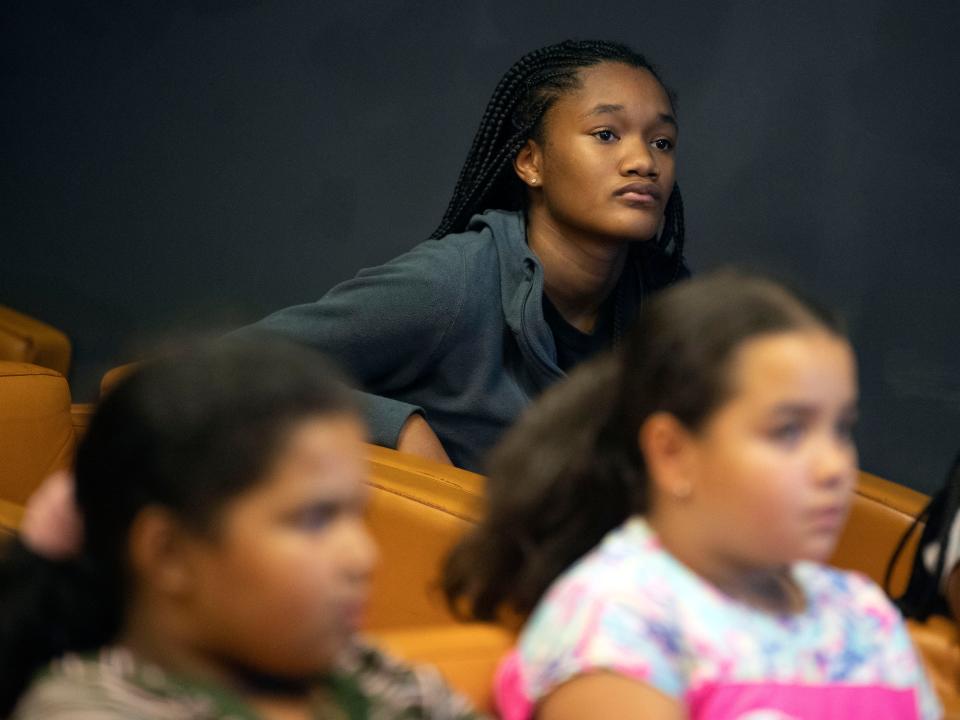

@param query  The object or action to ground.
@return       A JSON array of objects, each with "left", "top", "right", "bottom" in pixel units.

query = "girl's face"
[
  {"left": 518, "top": 61, "right": 677, "bottom": 243},
  {"left": 682, "top": 330, "right": 859, "bottom": 567},
  {"left": 183, "top": 413, "right": 376, "bottom": 678}
]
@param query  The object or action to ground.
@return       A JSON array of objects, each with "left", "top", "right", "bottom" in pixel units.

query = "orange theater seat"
[
  {"left": 0, "top": 362, "right": 77, "bottom": 531},
  {"left": 362, "top": 445, "right": 484, "bottom": 629},
  {"left": 829, "top": 471, "right": 929, "bottom": 595},
  {"left": 0, "top": 306, "right": 71, "bottom": 377}
]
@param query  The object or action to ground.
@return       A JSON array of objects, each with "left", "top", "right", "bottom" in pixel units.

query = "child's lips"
[
  {"left": 340, "top": 599, "right": 367, "bottom": 630},
  {"left": 808, "top": 505, "right": 847, "bottom": 530}
]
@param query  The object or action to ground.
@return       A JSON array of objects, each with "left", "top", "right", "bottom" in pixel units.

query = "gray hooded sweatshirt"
[{"left": 240, "top": 209, "right": 686, "bottom": 472}]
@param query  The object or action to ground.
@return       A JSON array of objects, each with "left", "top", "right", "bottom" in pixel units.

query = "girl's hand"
[
  {"left": 20, "top": 470, "right": 84, "bottom": 560},
  {"left": 397, "top": 414, "right": 452, "bottom": 466}
]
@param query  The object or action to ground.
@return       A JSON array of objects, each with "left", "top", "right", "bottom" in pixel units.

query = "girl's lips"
[
  {"left": 615, "top": 183, "right": 662, "bottom": 205},
  {"left": 341, "top": 599, "right": 367, "bottom": 631},
  {"left": 618, "top": 191, "right": 658, "bottom": 204},
  {"left": 808, "top": 505, "right": 847, "bottom": 530}
]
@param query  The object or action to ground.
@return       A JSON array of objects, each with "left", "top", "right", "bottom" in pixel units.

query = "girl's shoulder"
[
  {"left": 795, "top": 561, "right": 904, "bottom": 625},
  {"left": 514, "top": 519, "right": 700, "bottom": 702},
  {"left": 369, "top": 212, "right": 518, "bottom": 302},
  {"left": 11, "top": 648, "right": 219, "bottom": 719},
  {"left": 535, "top": 517, "right": 700, "bottom": 611},
  {"left": 14, "top": 644, "right": 483, "bottom": 720}
]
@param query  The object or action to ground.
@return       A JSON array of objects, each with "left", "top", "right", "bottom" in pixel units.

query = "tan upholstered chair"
[
  {"left": 829, "top": 470, "right": 929, "bottom": 595},
  {"left": 0, "top": 362, "right": 80, "bottom": 531},
  {"left": 0, "top": 306, "right": 71, "bottom": 377}
]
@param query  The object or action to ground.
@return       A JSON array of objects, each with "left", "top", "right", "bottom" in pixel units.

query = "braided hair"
[
  {"left": 431, "top": 39, "right": 685, "bottom": 272},
  {"left": 886, "top": 450, "right": 960, "bottom": 620}
]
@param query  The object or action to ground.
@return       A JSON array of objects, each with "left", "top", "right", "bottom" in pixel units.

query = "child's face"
[
  {"left": 685, "top": 330, "right": 859, "bottom": 566},
  {"left": 184, "top": 413, "right": 376, "bottom": 678}
]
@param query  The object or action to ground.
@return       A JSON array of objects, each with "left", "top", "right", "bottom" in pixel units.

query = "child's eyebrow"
[
  {"left": 768, "top": 401, "right": 859, "bottom": 417},
  {"left": 582, "top": 104, "right": 678, "bottom": 128},
  {"left": 769, "top": 403, "right": 816, "bottom": 417},
  {"left": 583, "top": 103, "right": 625, "bottom": 118}
]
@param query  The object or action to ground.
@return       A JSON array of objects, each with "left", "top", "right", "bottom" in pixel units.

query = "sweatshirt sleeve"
[{"left": 233, "top": 240, "right": 466, "bottom": 449}]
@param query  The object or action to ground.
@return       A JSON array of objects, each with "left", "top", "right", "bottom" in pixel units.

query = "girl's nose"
[
  {"left": 619, "top": 138, "right": 658, "bottom": 177},
  {"left": 343, "top": 518, "right": 379, "bottom": 579},
  {"left": 815, "top": 436, "right": 857, "bottom": 489}
]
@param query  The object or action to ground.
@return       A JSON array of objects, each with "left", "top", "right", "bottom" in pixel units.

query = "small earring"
[{"left": 530, "top": 177, "right": 539, "bottom": 185}]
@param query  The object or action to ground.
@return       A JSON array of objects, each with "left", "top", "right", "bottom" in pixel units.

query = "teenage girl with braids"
[
  {"left": 239, "top": 39, "right": 688, "bottom": 472},
  {"left": 444, "top": 271, "right": 940, "bottom": 719},
  {"left": 0, "top": 339, "right": 478, "bottom": 719}
]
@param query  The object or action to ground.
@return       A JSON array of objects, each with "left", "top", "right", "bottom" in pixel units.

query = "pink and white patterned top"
[{"left": 496, "top": 517, "right": 941, "bottom": 720}]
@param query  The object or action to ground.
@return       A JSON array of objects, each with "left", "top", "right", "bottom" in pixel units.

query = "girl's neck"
[
  {"left": 526, "top": 209, "right": 629, "bottom": 334},
  {"left": 119, "top": 613, "right": 315, "bottom": 717},
  {"left": 646, "top": 514, "right": 806, "bottom": 615}
]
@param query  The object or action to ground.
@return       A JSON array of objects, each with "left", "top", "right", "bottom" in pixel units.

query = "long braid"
[
  {"left": 661, "top": 183, "right": 686, "bottom": 280},
  {"left": 429, "top": 40, "right": 687, "bottom": 276}
]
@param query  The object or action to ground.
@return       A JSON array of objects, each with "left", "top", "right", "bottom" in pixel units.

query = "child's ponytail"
[{"left": 443, "top": 352, "right": 646, "bottom": 620}]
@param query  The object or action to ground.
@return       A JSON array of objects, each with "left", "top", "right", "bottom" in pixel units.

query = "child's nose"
[
  {"left": 343, "top": 518, "right": 379, "bottom": 578},
  {"left": 815, "top": 437, "right": 856, "bottom": 488}
]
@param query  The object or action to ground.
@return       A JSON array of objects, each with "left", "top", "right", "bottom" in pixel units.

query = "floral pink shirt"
[{"left": 497, "top": 517, "right": 941, "bottom": 720}]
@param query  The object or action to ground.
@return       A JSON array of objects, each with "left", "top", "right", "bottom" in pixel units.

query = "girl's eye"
[
  {"left": 592, "top": 129, "right": 618, "bottom": 143},
  {"left": 292, "top": 504, "right": 338, "bottom": 530},
  {"left": 770, "top": 423, "right": 804, "bottom": 446},
  {"left": 652, "top": 137, "right": 674, "bottom": 151}
]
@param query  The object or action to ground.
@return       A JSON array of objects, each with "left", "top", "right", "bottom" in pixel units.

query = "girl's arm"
[
  {"left": 397, "top": 413, "right": 452, "bottom": 464},
  {"left": 234, "top": 239, "right": 467, "bottom": 455},
  {"left": 537, "top": 674, "right": 683, "bottom": 720}
]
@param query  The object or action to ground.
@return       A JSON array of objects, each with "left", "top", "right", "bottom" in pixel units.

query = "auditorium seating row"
[{"left": 1, "top": 354, "right": 957, "bottom": 714}]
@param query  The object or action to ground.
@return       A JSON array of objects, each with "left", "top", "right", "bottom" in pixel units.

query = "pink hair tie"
[{"left": 20, "top": 470, "right": 84, "bottom": 561}]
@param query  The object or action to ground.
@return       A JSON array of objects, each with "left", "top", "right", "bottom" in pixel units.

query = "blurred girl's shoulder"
[
  {"left": 11, "top": 648, "right": 216, "bottom": 719},
  {"left": 796, "top": 562, "right": 900, "bottom": 613}
]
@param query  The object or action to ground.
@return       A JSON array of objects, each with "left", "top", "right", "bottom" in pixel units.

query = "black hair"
[
  {"left": 430, "top": 39, "right": 685, "bottom": 274},
  {"left": 0, "top": 338, "right": 356, "bottom": 715},
  {"left": 443, "top": 270, "right": 846, "bottom": 620},
  {"left": 887, "top": 451, "right": 960, "bottom": 620}
]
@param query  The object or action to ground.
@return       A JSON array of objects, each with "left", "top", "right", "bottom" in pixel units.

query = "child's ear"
[
  {"left": 513, "top": 138, "right": 544, "bottom": 189},
  {"left": 639, "top": 412, "right": 698, "bottom": 501},
  {"left": 127, "top": 507, "right": 195, "bottom": 598}
]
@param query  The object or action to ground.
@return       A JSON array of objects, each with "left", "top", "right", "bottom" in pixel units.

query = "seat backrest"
[
  {"left": 829, "top": 471, "right": 929, "bottom": 595},
  {"left": 0, "top": 362, "right": 76, "bottom": 530},
  {"left": 362, "top": 446, "right": 484, "bottom": 629},
  {"left": 0, "top": 306, "right": 71, "bottom": 377}
]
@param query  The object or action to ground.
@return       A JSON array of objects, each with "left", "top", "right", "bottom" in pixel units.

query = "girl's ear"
[
  {"left": 639, "top": 412, "right": 698, "bottom": 502},
  {"left": 127, "top": 507, "right": 195, "bottom": 598},
  {"left": 513, "top": 138, "right": 544, "bottom": 188}
]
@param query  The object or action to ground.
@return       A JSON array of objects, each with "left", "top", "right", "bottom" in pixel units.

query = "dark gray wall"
[{"left": 3, "top": 1, "right": 958, "bottom": 493}]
